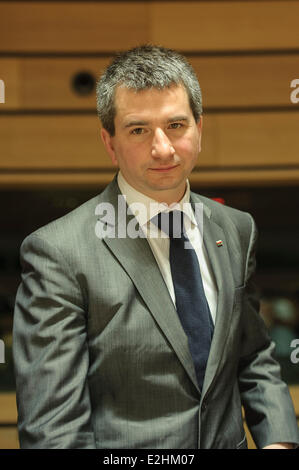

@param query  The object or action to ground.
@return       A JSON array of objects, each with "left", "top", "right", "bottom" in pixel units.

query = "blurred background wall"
[{"left": 0, "top": 0, "right": 298, "bottom": 449}]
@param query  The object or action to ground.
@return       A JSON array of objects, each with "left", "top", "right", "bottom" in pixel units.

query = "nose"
[{"left": 151, "top": 128, "right": 175, "bottom": 159}]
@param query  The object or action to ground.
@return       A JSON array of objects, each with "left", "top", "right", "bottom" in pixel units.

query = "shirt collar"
[{"left": 117, "top": 170, "right": 197, "bottom": 228}]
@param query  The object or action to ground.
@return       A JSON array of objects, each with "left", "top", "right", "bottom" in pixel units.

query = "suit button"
[{"left": 201, "top": 401, "right": 207, "bottom": 412}]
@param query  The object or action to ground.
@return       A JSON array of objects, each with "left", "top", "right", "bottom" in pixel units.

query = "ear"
[
  {"left": 100, "top": 127, "right": 118, "bottom": 166},
  {"left": 196, "top": 115, "right": 203, "bottom": 153}
]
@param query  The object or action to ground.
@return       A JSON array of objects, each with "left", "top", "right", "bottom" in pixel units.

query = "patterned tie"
[{"left": 153, "top": 210, "right": 214, "bottom": 390}]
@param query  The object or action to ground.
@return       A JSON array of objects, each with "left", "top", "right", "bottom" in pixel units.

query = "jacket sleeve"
[
  {"left": 13, "top": 233, "right": 96, "bottom": 448},
  {"left": 238, "top": 215, "right": 299, "bottom": 449}
]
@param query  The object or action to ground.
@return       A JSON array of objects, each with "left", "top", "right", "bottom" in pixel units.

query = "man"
[{"left": 13, "top": 45, "right": 299, "bottom": 449}]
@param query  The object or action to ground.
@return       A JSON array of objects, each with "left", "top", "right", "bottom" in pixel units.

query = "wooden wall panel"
[
  {"left": 193, "top": 55, "right": 299, "bottom": 108},
  {"left": 0, "top": 2, "right": 149, "bottom": 52},
  {"left": 151, "top": 1, "right": 299, "bottom": 51},
  {"left": 1, "top": 1, "right": 299, "bottom": 186},
  {"left": 0, "top": 393, "right": 17, "bottom": 423},
  {"left": 18, "top": 58, "right": 109, "bottom": 110},
  {"left": 0, "top": 57, "right": 108, "bottom": 110},
  {"left": 0, "top": 115, "right": 109, "bottom": 168},
  {"left": 1, "top": 55, "right": 298, "bottom": 110},
  {"left": 0, "top": 59, "right": 20, "bottom": 108},
  {"left": 203, "top": 112, "right": 299, "bottom": 167},
  {"left": 0, "top": 427, "right": 19, "bottom": 449},
  {"left": 1, "top": 2, "right": 299, "bottom": 53},
  {"left": 1, "top": 113, "right": 298, "bottom": 176}
]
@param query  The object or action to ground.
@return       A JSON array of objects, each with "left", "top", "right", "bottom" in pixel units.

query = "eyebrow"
[
  {"left": 124, "top": 120, "right": 148, "bottom": 128},
  {"left": 168, "top": 115, "right": 189, "bottom": 123},
  {"left": 123, "top": 115, "right": 189, "bottom": 128}
]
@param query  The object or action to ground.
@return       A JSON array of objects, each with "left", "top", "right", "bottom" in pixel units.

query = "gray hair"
[{"left": 96, "top": 45, "right": 202, "bottom": 136}]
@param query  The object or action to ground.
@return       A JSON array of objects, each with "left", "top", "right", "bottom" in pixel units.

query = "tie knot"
[{"left": 152, "top": 210, "right": 185, "bottom": 238}]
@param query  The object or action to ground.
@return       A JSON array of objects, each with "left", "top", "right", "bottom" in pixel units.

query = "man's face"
[{"left": 101, "top": 84, "right": 202, "bottom": 204}]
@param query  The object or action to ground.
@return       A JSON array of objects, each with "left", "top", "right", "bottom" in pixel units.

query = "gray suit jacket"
[{"left": 13, "top": 176, "right": 299, "bottom": 449}]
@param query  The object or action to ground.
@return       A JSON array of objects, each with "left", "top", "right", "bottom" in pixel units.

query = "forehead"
[{"left": 114, "top": 84, "right": 192, "bottom": 121}]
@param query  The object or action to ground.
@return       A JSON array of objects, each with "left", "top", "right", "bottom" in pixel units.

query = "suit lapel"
[
  {"left": 191, "top": 194, "right": 235, "bottom": 397},
  {"left": 98, "top": 178, "right": 200, "bottom": 392}
]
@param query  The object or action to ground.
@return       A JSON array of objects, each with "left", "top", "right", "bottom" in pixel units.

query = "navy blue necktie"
[{"left": 153, "top": 210, "right": 214, "bottom": 390}]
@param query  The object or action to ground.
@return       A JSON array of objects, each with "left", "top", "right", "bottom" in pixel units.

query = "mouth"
[{"left": 149, "top": 165, "right": 179, "bottom": 173}]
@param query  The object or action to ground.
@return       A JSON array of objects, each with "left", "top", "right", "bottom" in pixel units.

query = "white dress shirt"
[{"left": 117, "top": 171, "right": 218, "bottom": 324}]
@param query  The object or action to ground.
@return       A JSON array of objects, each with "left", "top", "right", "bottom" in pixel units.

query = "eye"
[
  {"left": 131, "top": 127, "right": 145, "bottom": 135},
  {"left": 169, "top": 122, "right": 183, "bottom": 129}
]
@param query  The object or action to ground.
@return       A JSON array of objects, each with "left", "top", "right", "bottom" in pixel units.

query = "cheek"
[
  {"left": 126, "top": 143, "right": 152, "bottom": 164},
  {"left": 175, "top": 137, "right": 199, "bottom": 157},
  {"left": 116, "top": 144, "right": 147, "bottom": 171}
]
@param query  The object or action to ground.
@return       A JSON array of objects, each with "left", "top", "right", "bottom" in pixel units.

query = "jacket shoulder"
[
  {"left": 191, "top": 192, "right": 254, "bottom": 230},
  {"left": 22, "top": 178, "right": 118, "bottom": 248}
]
